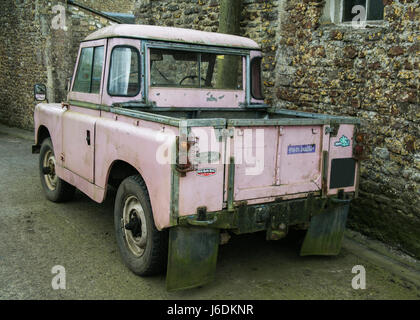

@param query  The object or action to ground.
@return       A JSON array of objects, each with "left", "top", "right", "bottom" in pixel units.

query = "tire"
[
  {"left": 114, "top": 175, "right": 168, "bottom": 276},
  {"left": 39, "top": 137, "right": 76, "bottom": 202}
]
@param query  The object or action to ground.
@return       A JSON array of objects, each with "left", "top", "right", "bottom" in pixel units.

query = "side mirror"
[{"left": 34, "top": 84, "right": 47, "bottom": 101}]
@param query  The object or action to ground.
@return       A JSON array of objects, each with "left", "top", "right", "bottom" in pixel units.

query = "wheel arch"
[
  {"left": 106, "top": 159, "right": 143, "bottom": 191},
  {"left": 36, "top": 125, "right": 51, "bottom": 145},
  {"left": 106, "top": 159, "right": 163, "bottom": 228}
]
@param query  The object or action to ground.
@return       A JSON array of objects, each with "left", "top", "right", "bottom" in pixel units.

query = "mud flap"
[
  {"left": 300, "top": 199, "right": 350, "bottom": 256},
  {"left": 166, "top": 226, "right": 220, "bottom": 291}
]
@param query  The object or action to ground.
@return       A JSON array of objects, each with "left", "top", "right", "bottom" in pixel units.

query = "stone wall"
[
  {"left": 0, "top": 0, "right": 134, "bottom": 129},
  {"left": 274, "top": 0, "right": 419, "bottom": 258},
  {"left": 134, "top": 0, "right": 419, "bottom": 258},
  {"left": 75, "top": 0, "right": 135, "bottom": 13}
]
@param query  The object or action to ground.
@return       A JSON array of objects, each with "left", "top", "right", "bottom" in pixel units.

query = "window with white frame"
[{"left": 322, "top": 0, "right": 384, "bottom": 24}]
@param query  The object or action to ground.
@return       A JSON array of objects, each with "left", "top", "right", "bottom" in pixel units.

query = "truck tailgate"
[{"left": 230, "top": 125, "right": 323, "bottom": 202}]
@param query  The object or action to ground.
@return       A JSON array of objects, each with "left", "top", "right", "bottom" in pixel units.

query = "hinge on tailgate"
[
  {"left": 322, "top": 150, "right": 329, "bottom": 197},
  {"left": 214, "top": 128, "right": 234, "bottom": 142},
  {"left": 227, "top": 156, "right": 235, "bottom": 211},
  {"left": 325, "top": 123, "right": 339, "bottom": 137}
]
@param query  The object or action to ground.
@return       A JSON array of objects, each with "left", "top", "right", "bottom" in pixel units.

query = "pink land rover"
[{"left": 32, "top": 24, "right": 363, "bottom": 291}]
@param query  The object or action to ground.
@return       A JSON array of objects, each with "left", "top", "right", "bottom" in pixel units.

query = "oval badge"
[{"left": 196, "top": 168, "right": 217, "bottom": 177}]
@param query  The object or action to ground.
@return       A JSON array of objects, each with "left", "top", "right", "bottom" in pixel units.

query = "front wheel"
[
  {"left": 39, "top": 138, "right": 75, "bottom": 202},
  {"left": 114, "top": 175, "right": 168, "bottom": 276}
]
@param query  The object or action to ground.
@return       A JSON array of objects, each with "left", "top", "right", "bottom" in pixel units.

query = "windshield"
[{"left": 150, "top": 48, "right": 243, "bottom": 90}]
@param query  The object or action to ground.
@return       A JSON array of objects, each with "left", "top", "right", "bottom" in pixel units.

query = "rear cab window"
[
  {"left": 150, "top": 49, "right": 243, "bottom": 90},
  {"left": 147, "top": 44, "right": 248, "bottom": 108}
]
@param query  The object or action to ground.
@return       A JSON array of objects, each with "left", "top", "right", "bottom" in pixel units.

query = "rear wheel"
[
  {"left": 114, "top": 175, "right": 168, "bottom": 276},
  {"left": 39, "top": 138, "right": 75, "bottom": 202}
]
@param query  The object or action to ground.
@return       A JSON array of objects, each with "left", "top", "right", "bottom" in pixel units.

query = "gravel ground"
[{"left": 0, "top": 132, "right": 418, "bottom": 300}]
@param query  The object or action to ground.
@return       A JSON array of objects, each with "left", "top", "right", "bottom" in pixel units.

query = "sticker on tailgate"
[
  {"left": 334, "top": 135, "right": 351, "bottom": 147},
  {"left": 287, "top": 144, "right": 316, "bottom": 155},
  {"left": 196, "top": 168, "right": 217, "bottom": 177}
]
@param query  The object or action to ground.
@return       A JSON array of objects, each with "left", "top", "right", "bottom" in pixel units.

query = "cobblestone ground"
[{"left": 0, "top": 133, "right": 418, "bottom": 300}]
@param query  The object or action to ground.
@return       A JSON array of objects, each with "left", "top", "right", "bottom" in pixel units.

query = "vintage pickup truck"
[{"left": 32, "top": 24, "right": 363, "bottom": 291}]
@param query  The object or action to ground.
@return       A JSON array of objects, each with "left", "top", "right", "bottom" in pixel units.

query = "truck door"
[{"left": 64, "top": 39, "right": 107, "bottom": 183}]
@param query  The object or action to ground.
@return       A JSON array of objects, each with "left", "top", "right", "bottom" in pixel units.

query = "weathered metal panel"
[
  {"left": 232, "top": 125, "right": 323, "bottom": 202},
  {"left": 34, "top": 103, "right": 66, "bottom": 167},
  {"left": 271, "top": 108, "right": 361, "bottom": 125},
  {"left": 277, "top": 126, "right": 322, "bottom": 186},
  {"left": 148, "top": 87, "right": 246, "bottom": 109},
  {"left": 62, "top": 108, "right": 98, "bottom": 183},
  {"left": 327, "top": 124, "right": 357, "bottom": 195},
  {"left": 178, "top": 126, "right": 225, "bottom": 216},
  {"left": 95, "top": 111, "right": 178, "bottom": 230}
]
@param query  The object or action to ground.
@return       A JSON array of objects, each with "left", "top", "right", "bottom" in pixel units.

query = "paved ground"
[{"left": 0, "top": 131, "right": 419, "bottom": 300}]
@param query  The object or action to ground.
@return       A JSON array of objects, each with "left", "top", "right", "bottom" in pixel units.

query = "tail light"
[
  {"left": 176, "top": 135, "right": 198, "bottom": 175},
  {"left": 354, "top": 144, "right": 364, "bottom": 157},
  {"left": 353, "top": 129, "right": 367, "bottom": 160},
  {"left": 355, "top": 133, "right": 364, "bottom": 143}
]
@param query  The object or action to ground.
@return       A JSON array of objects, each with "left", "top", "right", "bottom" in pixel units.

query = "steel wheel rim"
[
  {"left": 43, "top": 149, "right": 58, "bottom": 191},
  {"left": 122, "top": 195, "right": 147, "bottom": 257}
]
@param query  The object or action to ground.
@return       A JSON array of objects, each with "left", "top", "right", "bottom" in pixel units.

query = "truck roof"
[{"left": 84, "top": 24, "right": 260, "bottom": 50}]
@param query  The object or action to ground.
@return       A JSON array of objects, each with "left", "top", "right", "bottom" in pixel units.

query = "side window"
[
  {"left": 251, "top": 57, "right": 264, "bottom": 100},
  {"left": 73, "top": 46, "right": 104, "bottom": 94},
  {"left": 342, "top": 0, "right": 384, "bottom": 22},
  {"left": 108, "top": 46, "right": 140, "bottom": 97},
  {"left": 91, "top": 47, "right": 104, "bottom": 93}
]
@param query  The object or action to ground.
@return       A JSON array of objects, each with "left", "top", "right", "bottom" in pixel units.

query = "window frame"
[
  {"left": 322, "top": 0, "right": 385, "bottom": 26},
  {"left": 149, "top": 48, "right": 244, "bottom": 90},
  {"left": 107, "top": 45, "right": 141, "bottom": 98},
  {"left": 72, "top": 46, "right": 105, "bottom": 94},
  {"left": 250, "top": 57, "right": 264, "bottom": 101},
  {"left": 90, "top": 46, "right": 105, "bottom": 94},
  {"left": 68, "top": 39, "right": 107, "bottom": 105},
  {"left": 144, "top": 41, "right": 250, "bottom": 108},
  {"left": 341, "top": 0, "right": 384, "bottom": 23}
]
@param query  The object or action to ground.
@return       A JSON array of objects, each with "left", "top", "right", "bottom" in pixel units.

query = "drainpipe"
[{"left": 66, "top": 0, "right": 123, "bottom": 24}]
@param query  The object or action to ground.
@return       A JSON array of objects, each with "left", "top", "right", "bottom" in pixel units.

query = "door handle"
[{"left": 86, "top": 130, "right": 91, "bottom": 146}]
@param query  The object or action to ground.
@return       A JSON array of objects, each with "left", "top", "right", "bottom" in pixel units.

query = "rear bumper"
[
  {"left": 178, "top": 193, "right": 353, "bottom": 235},
  {"left": 170, "top": 193, "right": 352, "bottom": 291}
]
